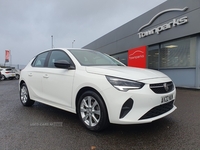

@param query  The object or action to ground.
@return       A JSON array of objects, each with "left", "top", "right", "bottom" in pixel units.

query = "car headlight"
[{"left": 106, "top": 76, "right": 144, "bottom": 92}]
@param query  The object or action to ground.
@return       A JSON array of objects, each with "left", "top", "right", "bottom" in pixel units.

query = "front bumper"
[{"left": 101, "top": 78, "right": 176, "bottom": 124}]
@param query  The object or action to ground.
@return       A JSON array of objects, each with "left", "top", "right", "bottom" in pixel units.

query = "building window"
[
  {"left": 148, "top": 36, "right": 197, "bottom": 69},
  {"left": 148, "top": 45, "right": 159, "bottom": 69},
  {"left": 111, "top": 52, "right": 128, "bottom": 65}
]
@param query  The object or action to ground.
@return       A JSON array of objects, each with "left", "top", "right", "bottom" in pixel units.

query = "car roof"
[
  {"left": 0, "top": 68, "right": 8, "bottom": 69},
  {"left": 40, "top": 48, "right": 93, "bottom": 52},
  {"left": 34, "top": 48, "right": 95, "bottom": 58}
]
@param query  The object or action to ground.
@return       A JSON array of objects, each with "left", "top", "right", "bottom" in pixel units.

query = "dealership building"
[{"left": 83, "top": 0, "right": 200, "bottom": 89}]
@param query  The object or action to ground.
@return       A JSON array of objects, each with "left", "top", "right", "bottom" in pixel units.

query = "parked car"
[
  {"left": 19, "top": 48, "right": 177, "bottom": 131},
  {"left": 12, "top": 69, "right": 21, "bottom": 80},
  {"left": 0, "top": 68, "right": 16, "bottom": 80}
]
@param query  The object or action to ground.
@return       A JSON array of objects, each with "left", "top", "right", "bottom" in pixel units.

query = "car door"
[
  {"left": 26, "top": 51, "right": 49, "bottom": 101},
  {"left": 42, "top": 50, "right": 75, "bottom": 109}
]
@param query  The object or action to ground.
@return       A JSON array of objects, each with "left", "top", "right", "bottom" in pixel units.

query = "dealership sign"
[
  {"left": 138, "top": 7, "right": 188, "bottom": 38},
  {"left": 128, "top": 46, "right": 146, "bottom": 68},
  {"left": 5, "top": 50, "right": 10, "bottom": 62}
]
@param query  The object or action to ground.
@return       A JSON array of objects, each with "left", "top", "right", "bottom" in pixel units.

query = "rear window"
[{"left": 6, "top": 69, "right": 12, "bottom": 71}]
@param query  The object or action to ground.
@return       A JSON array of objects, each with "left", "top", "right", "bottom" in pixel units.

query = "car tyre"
[
  {"left": 1, "top": 75, "right": 5, "bottom": 80},
  {"left": 20, "top": 83, "right": 35, "bottom": 106},
  {"left": 15, "top": 74, "right": 20, "bottom": 80},
  {"left": 77, "top": 91, "right": 109, "bottom": 131}
]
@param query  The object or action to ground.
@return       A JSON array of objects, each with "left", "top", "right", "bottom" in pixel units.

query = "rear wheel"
[
  {"left": 15, "top": 74, "right": 20, "bottom": 80},
  {"left": 77, "top": 91, "right": 109, "bottom": 131},
  {"left": 1, "top": 75, "right": 5, "bottom": 80},
  {"left": 20, "top": 83, "right": 35, "bottom": 106}
]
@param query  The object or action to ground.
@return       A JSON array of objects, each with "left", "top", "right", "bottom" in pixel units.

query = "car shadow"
[{"left": 22, "top": 101, "right": 177, "bottom": 137}]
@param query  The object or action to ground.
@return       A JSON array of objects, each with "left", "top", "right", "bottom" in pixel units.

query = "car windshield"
[{"left": 69, "top": 49, "right": 125, "bottom": 66}]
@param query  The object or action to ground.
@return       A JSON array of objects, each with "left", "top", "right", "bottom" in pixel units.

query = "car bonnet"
[{"left": 85, "top": 66, "right": 168, "bottom": 81}]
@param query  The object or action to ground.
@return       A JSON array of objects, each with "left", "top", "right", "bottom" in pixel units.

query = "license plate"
[{"left": 161, "top": 94, "right": 173, "bottom": 103}]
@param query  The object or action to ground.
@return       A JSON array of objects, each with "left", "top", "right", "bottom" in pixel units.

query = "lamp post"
[
  {"left": 51, "top": 35, "right": 54, "bottom": 48},
  {"left": 72, "top": 40, "right": 75, "bottom": 48}
]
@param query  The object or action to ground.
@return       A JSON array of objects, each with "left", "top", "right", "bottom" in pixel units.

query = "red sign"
[
  {"left": 128, "top": 46, "right": 146, "bottom": 68},
  {"left": 5, "top": 50, "right": 10, "bottom": 62}
]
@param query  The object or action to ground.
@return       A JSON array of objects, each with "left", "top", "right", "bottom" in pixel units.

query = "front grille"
[
  {"left": 150, "top": 81, "right": 174, "bottom": 94},
  {"left": 139, "top": 100, "right": 174, "bottom": 120}
]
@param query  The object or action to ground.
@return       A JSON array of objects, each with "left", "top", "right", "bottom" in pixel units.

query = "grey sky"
[{"left": 0, "top": 0, "right": 166, "bottom": 66}]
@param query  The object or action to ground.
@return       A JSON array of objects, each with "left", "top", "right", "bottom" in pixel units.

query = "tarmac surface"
[{"left": 0, "top": 80, "right": 200, "bottom": 150}]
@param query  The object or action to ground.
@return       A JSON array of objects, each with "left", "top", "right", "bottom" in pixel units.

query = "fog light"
[{"left": 119, "top": 98, "right": 133, "bottom": 119}]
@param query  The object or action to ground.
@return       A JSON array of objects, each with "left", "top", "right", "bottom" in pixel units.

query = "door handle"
[
  {"left": 43, "top": 74, "right": 49, "bottom": 78},
  {"left": 28, "top": 73, "right": 32, "bottom": 77}
]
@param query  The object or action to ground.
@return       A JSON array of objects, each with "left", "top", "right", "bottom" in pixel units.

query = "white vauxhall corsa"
[{"left": 19, "top": 48, "right": 177, "bottom": 131}]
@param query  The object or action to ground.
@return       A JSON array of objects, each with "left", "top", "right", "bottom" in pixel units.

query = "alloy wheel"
[
  {"left": 21, "top": 86, "right": 28, "bottom": 104},
  {"left": 80, "top": 96, "right": 101, "bottom": 127}
]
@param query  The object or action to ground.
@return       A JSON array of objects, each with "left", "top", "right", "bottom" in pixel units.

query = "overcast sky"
[{"left": 0, "top": 0, "right": 166, "bottom": 66}]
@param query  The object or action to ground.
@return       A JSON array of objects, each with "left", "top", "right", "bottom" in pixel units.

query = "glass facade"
[
  {"left": 148, "top": 36, "right": 197, "bottom": 69},
  {"left": 148, "top": 45, "right": 159, "bottom": 69},
  {"left": 111, "top": 52, "right": 128, "bottom": 65}
]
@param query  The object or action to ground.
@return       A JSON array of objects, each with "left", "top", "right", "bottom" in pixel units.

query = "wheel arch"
[
  {"left": 19, "top": 80, "right": 35, "bottom": 106},
  {"left": 75, "top": 86, "right": 110, "bottom": 122},
  {"left": 19, "top": 80, "right": 26, "bottom": 88}
]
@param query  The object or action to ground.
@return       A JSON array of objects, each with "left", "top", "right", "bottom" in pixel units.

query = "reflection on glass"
[
  {"left": 112, "top": 52, "right": 128, "bottom": 65},
  {"left": 148, "top": 36, "right": 196, "bottom": 69}
]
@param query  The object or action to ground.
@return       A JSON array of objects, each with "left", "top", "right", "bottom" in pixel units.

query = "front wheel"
[
  {"left": 77, "top": 91, "right": 109, "bottom": 131},
  {"left": 20, "top": 83, "right": 35, "bottom": 106},
  {"left": 1, "top": 75, "right": 5, "bottom": 80}
]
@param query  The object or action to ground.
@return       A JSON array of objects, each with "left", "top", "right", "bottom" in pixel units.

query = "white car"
[
  {"left": 12, "top": 69, "right": 21, "bottom": 80},
  {"left": 19, "top": 48, "right": 176, "bottom": 131},
  {"left": 0, "top": 68, "right": 16, "bottom": 80}
]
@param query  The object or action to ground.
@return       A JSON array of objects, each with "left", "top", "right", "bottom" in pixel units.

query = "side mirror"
[{"left": 54, "top": 60, "right": 72, "bottom": 69}]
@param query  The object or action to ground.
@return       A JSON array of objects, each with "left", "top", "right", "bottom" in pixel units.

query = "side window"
[
  {"left": 47, "top": 50, "right": 72, "bottom": 68},
  {"left": 32, "top": 52, "right": 48, "bottom": 67}
]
